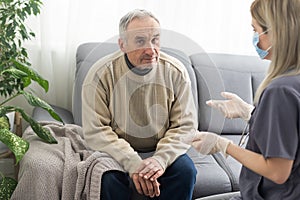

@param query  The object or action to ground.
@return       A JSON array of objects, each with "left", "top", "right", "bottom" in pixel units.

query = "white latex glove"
[
  {"left": 206, "top": 92, "right": 254, "bottom": 121},
  {"left": 192, "top": 131, "right": 232, "bottom": 157}
]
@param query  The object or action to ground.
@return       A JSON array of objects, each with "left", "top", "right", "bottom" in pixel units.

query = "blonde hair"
[
  {"left": 250, "top": 0, "right": 268, "bottom": 32},
  {"left": 253, "top": 0, "right": 300, "bottom": 103}
]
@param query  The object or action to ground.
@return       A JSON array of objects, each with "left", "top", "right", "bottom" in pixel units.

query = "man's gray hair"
[{"left": 119, "top": 9, "right": 160, "bottom": 39}]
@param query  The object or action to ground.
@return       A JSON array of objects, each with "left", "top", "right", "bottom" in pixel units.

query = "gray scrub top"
[{"left": 238, "top": 74, "right": 300, "bottom": 200}]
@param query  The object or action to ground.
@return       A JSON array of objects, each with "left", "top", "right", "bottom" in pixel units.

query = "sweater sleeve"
[
  {"left": 152, "top": 68, "right": 197, "bottom": 170},
  {"left": 82, "top": 62, "right": 142, "bottom": 176}
]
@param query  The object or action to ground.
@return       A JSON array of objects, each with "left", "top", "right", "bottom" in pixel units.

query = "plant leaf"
[
  {"left": 0, "top": 107, "right": 13, "bottom": 118},
  {"left": 14, "top": 108, "right": 58, "bottom": 144},
  {"left": 12, "top": 59, "right": 49, "bottom": 92},
  {"left": 1, "top": 106, "right": 58, "bottom": 144},
  {"left": 1, "top": 68, "right": 27, "bottom": 79},
  {"left": 0, "top": 176, "right": 18, "bottom": 200},
  {"left": 19, "top": 91, "right": 64, "bottom": 123},
  {"left": 0, "top": 128, "right": 29, "bottom": 164},
  {"left": 0, "top": 116, "right": 10, "bottom": 130},
  {"left": 31, "top": 2, "right": 40, "bottom": 15}
]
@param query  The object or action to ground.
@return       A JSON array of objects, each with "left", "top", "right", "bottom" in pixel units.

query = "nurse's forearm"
[{"left": 226, "top": 143, "right": 293, "bottom": 184}]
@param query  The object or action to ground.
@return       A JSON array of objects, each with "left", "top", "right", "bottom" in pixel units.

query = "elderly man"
[{"left": 82, "top": 9, "right": 197, "bottom": 200}]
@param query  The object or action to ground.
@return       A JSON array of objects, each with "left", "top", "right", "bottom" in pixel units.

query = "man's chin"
[{"left": 136, "top": 62, "right": 157, "bottom": 69}]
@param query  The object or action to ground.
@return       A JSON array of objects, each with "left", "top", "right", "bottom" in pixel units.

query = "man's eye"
[
  {"left": 136, "top": 39, "right": 145, "bottom": 46},
  {"left": 152, "top": 37, "right": 160, "bottom": 45}
]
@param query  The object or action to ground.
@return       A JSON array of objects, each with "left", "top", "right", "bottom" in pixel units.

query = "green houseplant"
[{"left": 0, "top": 0, "right": 63, "bottom": 198}]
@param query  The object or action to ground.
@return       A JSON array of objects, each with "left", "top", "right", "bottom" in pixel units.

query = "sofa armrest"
[{"left": 32, "top": 105, "right": 74, "bottom": 124}]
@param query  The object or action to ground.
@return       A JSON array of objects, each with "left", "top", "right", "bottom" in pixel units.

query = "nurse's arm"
[{"left": 226, "top": 143, "right": 294, "bottom": 184}]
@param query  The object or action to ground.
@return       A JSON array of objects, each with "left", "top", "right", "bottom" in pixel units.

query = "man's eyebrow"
[
  {"left": 134, "top": 35, "right": 146, "bottom": 40},
  {"left": 133, "top": 33, "right": 160, "bottom": 41}
]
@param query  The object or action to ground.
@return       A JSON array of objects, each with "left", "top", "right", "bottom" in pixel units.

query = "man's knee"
[
  {"left": 102, "top": 170, "right": 129, "bottom": 188},
  {"left": 101, "top": 171, "right": 131, "bottom": 200},
  {"left": 168, "top": 154, "right": 197, "bottom": 183},
  {"left": 176, "top": 154, "right": 196, "bottom": 171}
]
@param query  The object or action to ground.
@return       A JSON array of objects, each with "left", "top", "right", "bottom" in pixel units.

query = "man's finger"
[
  {"left": 139, "top": 176, "right": 149, "bottom": 196},
  {"left": 149, "top": 169, "right": 164, "bottom": 181},
  {"left": 152, "top": 180, "right": 160, "bottom": 197},
  {"left": 143, "top": 167, "right": 160, "bottom": 179},
  {"left": 145, "top": 179, "right": 154, "bottom": 197},
  {"left": 139, "top": 163, "right": 155, "bottom": 176},
  {"left": 132, "top": 174, "right": 143, "bottom": 195}
]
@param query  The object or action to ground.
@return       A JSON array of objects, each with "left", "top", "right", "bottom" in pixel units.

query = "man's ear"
[{"left": 118, "top": 38, "right": 126, "bottom": 53}]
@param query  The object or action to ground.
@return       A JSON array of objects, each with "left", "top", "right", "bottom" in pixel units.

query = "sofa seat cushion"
[{"left": 187, "top": 148, "right": 233, "bottom": 198}]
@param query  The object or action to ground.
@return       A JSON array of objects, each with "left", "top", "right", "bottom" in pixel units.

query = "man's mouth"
[{"left": 142, "top": 56, "right": 157, "bottom": 63}]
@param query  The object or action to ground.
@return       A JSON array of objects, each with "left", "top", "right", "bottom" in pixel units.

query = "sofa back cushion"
[
  {"left": 74, "top": 42, "right": 198, "bottom": 126},
  {"left": 74, "top": 43, "right": 119, "bottom": 126},
  {"left": 190, "top": 53, "right": 270, "bottom": 134}
]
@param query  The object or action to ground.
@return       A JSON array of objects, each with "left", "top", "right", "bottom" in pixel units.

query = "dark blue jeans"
[{"left": 101, "top": 154, "right": 197, "bottom": 200}]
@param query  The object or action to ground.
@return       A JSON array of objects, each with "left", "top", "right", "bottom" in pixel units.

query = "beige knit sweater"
[{"left": 82, "top": 50, "right": 197, "bottom": 175}]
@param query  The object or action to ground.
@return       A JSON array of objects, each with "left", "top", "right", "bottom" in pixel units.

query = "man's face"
[{"left": 119, "top": 17, "right": 160, "bottom": 69}]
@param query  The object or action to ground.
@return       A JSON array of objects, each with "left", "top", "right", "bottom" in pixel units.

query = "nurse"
[{"left": 192, "top": 0, "right": 300, "bottom": 199}]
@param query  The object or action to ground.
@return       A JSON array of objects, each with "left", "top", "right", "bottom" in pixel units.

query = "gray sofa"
[{"left": 32, "top": 42, "right": 269, "bottom": 199}]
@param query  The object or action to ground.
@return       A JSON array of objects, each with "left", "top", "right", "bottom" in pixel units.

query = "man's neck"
[{"left": 124, "top": 54, "right": 152, "bottom": 75}]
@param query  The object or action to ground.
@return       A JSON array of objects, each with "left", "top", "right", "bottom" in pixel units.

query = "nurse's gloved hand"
[
  {"left": 206, "top": 92, "right": 254, "bottom": 121},
  {"left": 192, "top": 131, "right": 232, "bottom": 157}
]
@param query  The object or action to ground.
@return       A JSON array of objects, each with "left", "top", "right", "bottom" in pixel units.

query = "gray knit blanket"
[{"left": 10, "top": 122, "right": 125, "bottom": 200}]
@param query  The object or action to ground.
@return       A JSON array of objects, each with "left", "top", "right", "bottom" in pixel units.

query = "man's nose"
[{"left": 144, "top": 44, "right": 157, "bottom": 55}]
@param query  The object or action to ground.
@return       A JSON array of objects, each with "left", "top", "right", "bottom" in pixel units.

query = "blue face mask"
[{"left": 252, "top": 31, "right": 271, "bottom": 59}]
